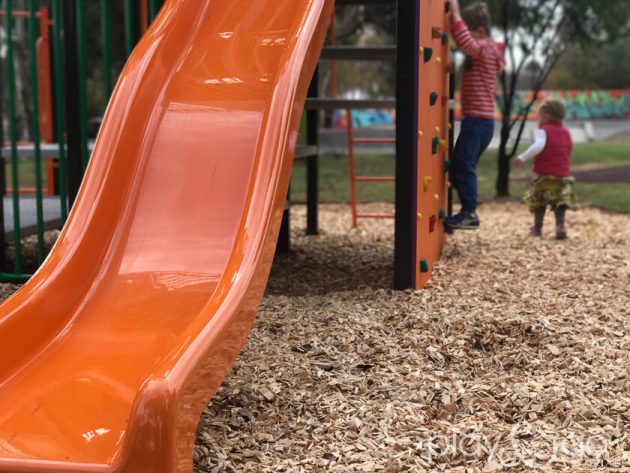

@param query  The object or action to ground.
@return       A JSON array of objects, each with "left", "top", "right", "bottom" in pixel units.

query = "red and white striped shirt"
[{"left": 452, "top": 21, "right": 504, "bottom": 119}]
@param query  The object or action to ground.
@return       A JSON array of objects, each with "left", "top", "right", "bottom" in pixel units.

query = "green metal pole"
[
  {"left": 28, "top": 0, "right": 45, "bottom": 263},
  {"left": 124, "top": 0, "right": 134, "bottom": 57},
  {"left": 51, "top": 0, "right": 68, "bottom": 221},
  {"left": 5, "top": 0, "right": 23, "bottom": 274},
  {"left": 101, "top": 0, "right": 112, "bottom": 98},
  {"left": 76, "top": 0, "right": 88, "bottom": 170},
  {"left": 149, "top": 0, "right": 158, "bottom": 22}
]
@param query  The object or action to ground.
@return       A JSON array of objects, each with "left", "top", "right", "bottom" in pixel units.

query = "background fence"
[{"left": 0, "top": 0, "right": 163, "bottom": 281}]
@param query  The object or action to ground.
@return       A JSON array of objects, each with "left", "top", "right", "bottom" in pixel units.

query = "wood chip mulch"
[
  {"left": 194, "top": 202, "right": 629, "bottom": 472},
  {"left": 0, "top": 202, "right": 627, "bottom": 472}
]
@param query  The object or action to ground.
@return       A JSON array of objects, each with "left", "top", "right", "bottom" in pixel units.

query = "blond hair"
[
  {"left": 461, "top": 2, "right": 492, "bottom": 34},
  {"left": 539, "top": 99, "right": 566, "bottom": 122}
]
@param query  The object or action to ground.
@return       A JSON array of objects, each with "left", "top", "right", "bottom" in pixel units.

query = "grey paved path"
[{"left": 3, "top": 196, "right": 63, "bottom": 241}]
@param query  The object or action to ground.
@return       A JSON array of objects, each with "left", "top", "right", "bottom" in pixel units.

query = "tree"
[{"left": 461, "top": 0, "right": 629, "bottom": 196}]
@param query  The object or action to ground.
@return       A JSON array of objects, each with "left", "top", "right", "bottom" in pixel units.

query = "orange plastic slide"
[{"left": 0, "top": 0, "right": 332, "bottom": 471}]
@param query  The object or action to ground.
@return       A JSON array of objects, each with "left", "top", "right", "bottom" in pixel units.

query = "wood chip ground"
[{"left": 1, "top": 202, "right": 628, "bottom": 472}]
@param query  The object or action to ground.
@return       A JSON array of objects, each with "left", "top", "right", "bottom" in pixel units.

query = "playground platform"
[{"left": 3, "top": 196, "right": 61, "bottom": 241}]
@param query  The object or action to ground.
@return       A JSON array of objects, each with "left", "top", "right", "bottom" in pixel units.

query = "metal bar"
[
  {"left": 148, "top": 0, "right": 159, "bottom": 21},
  {"left": 124, "top": 0, "right": 135, "bottom": 56},
  {"left": 51, "top": 0, "right": 68, "bottom": 220},
  {"left": 29, "top": 0, "right": 45, "bottom": 263},
  {"left": 76, "top": 0, "right": 88, "bottom": 170},
  {"left": 346, "top": 109, "right": 359, "bottom": 228},
  {"left": 448, "top": 69, "right": 455, "bottom": 216},
  {"left": 336, "top": 0, "right": 395, "bottom": 3},
  {"left": 294, "top": 145, "right": 318, "bottom": 159},
  {"left": 321, "top": 46, "right": 397, "bottom": 61},
  {"left": 394, "top": 0, "right": 420, "bottom": 290},
  {"left": 329, "top": 11, "right": 337, "bottom": 97},
  {"left": 0, "top": 26, "right": 6, "bottom": 272},
  {"left": 276, "top": 185, "right": 290, "bottom": 254},
  {"left": 355, "top": 177, "right": 396, "bottom": 182},
  {"left": 62, "top": 0, "right": 83, "bottom": 208},
  {"left": 357, "top": 213, "right": 395, "bottom": 219},
  {"left": 5, "top": 0, "right": 23, "bottom": 273},
  {"left": 306, "top": 67, "right": 318, "bottom": 235},
  {"left": 101, "top": 0, "right": 112, "bottom": 98},
  {"left": 305, "top": 98, "right": 396, "bottom": 110},
  {"left": 352, "top": 138, "right": 396, "bottom": 144},
  {"left": 140, "top": 0, "right": 149, "bottom": 33}
]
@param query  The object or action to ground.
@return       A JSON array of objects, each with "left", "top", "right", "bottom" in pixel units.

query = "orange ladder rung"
[{"left": 345, "top": 108, "right": 396, "bottom": 228}]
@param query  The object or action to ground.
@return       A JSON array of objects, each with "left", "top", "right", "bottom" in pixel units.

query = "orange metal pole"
[
  {"left": 346, "top": 109, "right": 358, "bottom": 228},
  {"left": 37, "top": 7, "right": 54, "bottom": 144},
  {"left": 140, "top": 0, "right": 149, "bottom": 34},
  {"left": 329, "top": 11, "right": 337, "bottom": 98}
]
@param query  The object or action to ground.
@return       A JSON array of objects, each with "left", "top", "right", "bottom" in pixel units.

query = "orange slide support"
[{"left": 0, "top": 0, "right": 332, "bottom": 471}]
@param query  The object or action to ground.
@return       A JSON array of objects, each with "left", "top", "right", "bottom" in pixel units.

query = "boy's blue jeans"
[{"left": 452, "top": 117, "right": 495, "bottom": 214}]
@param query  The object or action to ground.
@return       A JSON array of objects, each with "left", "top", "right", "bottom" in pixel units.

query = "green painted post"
[
  {"left": 101, "top": 0, "right": 112, "bottom": 98},
  {"left": 28, "top": 0, "right": 45, "bottom": 263},
  {"left": 5, "top": 0, "right": 23, "bottom": 273},
  {"left": 76, "top": 0, "right": 88, "bottom": 169},
  {"left": 124, "top": 0, "right": 135, "bottom": 57},
  {"left": 52, "top": 0, "right": 68, "bottom": 221},
  {"left": 149, "top": 0, "right": 158, "bottom": 21}
]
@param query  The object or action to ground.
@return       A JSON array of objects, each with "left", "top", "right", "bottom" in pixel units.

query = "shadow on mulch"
[{"left": 267, "top": 240, "right": 394, "bottom": 296}]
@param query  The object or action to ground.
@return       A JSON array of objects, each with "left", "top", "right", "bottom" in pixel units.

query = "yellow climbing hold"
[
  {"left": 423, "top": 176, "right": 433, "bottom": 191},
  {"left": 418, "top": 130, "right": 424, "bottom": 139},
  {"left": 417, "top": 212, "right": 423, "bottom": 220},
  {"left": 439, "top": 139, "right": 448, "bottom": 152},
  {"left": 435, "top": 126, "right": 441, "bottom": 135},
  {"left": 434, "top": 193, "right": 440, "bottom": 201}
]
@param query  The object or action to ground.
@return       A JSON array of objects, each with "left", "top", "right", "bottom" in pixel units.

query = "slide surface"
[{"left": 0, "top": 0, "right": 331, "bottom": 471}]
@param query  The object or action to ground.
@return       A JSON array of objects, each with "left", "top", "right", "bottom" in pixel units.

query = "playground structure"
[{"left": 0, "top": 0, "right": 452, "bottom": 471}]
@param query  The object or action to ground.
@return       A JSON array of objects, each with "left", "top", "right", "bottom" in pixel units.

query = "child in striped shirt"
[{"left": 445, "top": 1, "right": 504, "bottom": 230}]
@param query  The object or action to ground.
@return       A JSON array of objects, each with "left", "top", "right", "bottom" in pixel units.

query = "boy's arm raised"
[
  {"left": 450, "top": 0, "right": 483, "bottom": 58},
  {"left": 452, "top": 21, "right": 484, "bottom": 58}
]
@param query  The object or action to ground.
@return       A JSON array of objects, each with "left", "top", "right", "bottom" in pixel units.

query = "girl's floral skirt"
[{"left": 524, "top": 176, "right": 577, "bottom": 212}]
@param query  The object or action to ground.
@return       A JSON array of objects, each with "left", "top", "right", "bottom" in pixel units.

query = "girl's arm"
[{"left": 517, "top": 129, "right": 547, "bottom": 164}]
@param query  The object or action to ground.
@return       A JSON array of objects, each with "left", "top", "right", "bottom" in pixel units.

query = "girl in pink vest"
[{"left": 515, "top": 99, "right": 577, "bottom": 239}]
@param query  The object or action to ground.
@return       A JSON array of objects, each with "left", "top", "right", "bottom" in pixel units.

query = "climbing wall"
[{"left": 416, "top": 0, "right": 452, "bottom": 288}]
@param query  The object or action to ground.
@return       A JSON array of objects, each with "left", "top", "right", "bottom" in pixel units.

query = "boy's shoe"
[
  {"left": 528, "top": 227, "right": 542, "bottom": 238},
  {"left": 556, "top": 224, "right": 567, "bottom": 240},
  {"left": 444, "top": 212, "right": 480, "bottom": 230}
]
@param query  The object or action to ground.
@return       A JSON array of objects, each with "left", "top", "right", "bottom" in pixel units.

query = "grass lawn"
[{"left": 291, "top": 141, "right": 630, "bottom": 212}]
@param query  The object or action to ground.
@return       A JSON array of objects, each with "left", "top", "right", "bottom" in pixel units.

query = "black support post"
[
  {"left": 394, "top": 0, "right": 419, "bottom": 289},
  {"left": 448, "top": 70, "right": 455, "bottom": 216},
  {"left": 306, "top": 68, "right": 319, "bottom": 235},
  {"left": 277, "top": 186, "right": 291, "bottom": 254},
  {"left": 62, "top": 0, "right": 83, "bottom": 208}
]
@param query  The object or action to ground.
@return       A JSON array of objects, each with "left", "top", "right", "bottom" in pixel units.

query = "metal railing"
[{"left": 0, "top": 0, "right": 163, "bottom": 281}]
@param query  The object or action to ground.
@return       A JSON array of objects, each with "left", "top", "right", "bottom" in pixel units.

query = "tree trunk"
[{"left": 496, "top": 119, "right": 511, "bottom": 197}]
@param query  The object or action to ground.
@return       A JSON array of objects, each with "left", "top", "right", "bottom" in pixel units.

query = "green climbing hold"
[
  {"left": 444, "top": 160, "right": 451, "bottom": 172},
  {"left": 424, "top": 47, "right": 433, "bottom": 63},
  {"left": 432, "top": 137, "right": 439, "bottom": 154},
  {"left": 439, "top": 209, "right": 446, "bottom": 219},
  {"left": 420, "top": 259, "right": 430, "bottom": 273},
  {"left": 429, "top": 92, "right": 438, "bottom": 106},
  {"left": 445, "top": 1, "right": 451, "bottom": 13}
]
